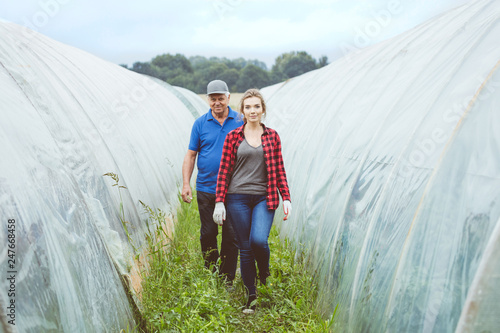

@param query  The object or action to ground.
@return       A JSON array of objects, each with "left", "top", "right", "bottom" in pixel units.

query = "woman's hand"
[
  {"left": 283, "top": 200, "right": 292, "bottom": 220},
  {"left": 213, "top": 202, "right": 226, "bottom": 225}
]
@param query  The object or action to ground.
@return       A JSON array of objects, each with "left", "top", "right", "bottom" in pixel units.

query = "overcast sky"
[{"left": 0, "top": 0, "right": 471, "bottom": 68}]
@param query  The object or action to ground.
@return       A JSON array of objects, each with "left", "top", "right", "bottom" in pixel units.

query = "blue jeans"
[
  {"left": 226, "top": 193, "right": 275, "bottom": 295},
  {"left": 197, "top": 191, "right": 238, "bottom": 281}
]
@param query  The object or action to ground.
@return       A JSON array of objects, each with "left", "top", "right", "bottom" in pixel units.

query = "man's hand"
[
  {"left": 181, "top": 150, "right": 197, "bottom": 203},
  {"left": 181, "top": 184, "right": 193, "bottom": 203},
  {"left": 213, "top": 202, "right": 226, "bottom": 225}
]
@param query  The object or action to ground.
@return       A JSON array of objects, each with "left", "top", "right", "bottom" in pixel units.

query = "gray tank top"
[{"left": 227, "top": 139, "right": 268, "bottom": 195}]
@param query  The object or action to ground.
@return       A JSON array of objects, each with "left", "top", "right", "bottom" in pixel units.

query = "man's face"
[{"left": 208, "top": 93, "right": 230, "bottom": 115}]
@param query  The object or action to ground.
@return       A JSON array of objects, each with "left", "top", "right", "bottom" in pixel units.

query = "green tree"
[
  {"left": 147, "top": 53, "right": 195, "bottom": 87},
  {"left": 246, "top": 59, "right": 268, "bottom": 71},
  {"left": 224, "top": 57, "right": 246, "bottom": 70},
  {"left": 236, "top": 64, "right": 270, "bottom": 91},
  {"left": 283, "top": 56, "right": 316, "bottom": 78},
  {"left": 152, "top": 53, "right": 193, "bottom": 73},
  {"left": 189, "top": 55, "right": 209, "bottom": 69},
  {"left": 272, "top": 51, "right": 318, "bottom": 80},
  {"left": 190, "top": 72, "right": 207, "bottom": 94},
  {"left": 131, "top": 62, "right": 159, "bottom": 77},
  {"left": 169, "top": 73, "right": 195, "bottom": 90},
  {"left": 318, "top": 55, "right": 329, "bottom": 68},
  {"left": 128, "top": 51, "right": 324, "bottom": 93},
  {"left": 219, "top": 68, "right": 240, "bottom": 92},
  {"left": 198, "top": 63, "right": 230, "bottom": 83},
  {"left": 270, "top": 69, "right": 288, "bottom": 85}
]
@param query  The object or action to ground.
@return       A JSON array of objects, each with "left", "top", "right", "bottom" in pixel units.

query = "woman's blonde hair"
[{"left": 238, "top": 88, "right": 267, "bottom": 123}]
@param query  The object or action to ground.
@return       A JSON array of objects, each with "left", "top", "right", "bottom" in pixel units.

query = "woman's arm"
[
  {"left": 215, "top": 132, "right": 236, "bottom": 203},
  {"left": 274, "top": 132, "right": 291, "bottom": 202}
]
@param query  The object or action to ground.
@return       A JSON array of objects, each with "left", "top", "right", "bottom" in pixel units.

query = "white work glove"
[
  {"left": 213, "top": 202, "right": 226, "bottom": 226},
  {"left": 283, "top": 200, "right": 292, "bottom": 220}
]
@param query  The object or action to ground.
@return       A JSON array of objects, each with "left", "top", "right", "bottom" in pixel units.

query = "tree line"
[{"left": 121, "top": 51, "right": 328, "bottom": 93}]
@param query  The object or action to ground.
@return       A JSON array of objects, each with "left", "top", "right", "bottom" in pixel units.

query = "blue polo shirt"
[{"left": 189, "top": 107, "right": 243, "bottom": 194}]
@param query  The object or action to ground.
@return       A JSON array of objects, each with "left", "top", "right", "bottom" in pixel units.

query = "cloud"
[
  {"left": 191, "top": 6, "right": 365, "bottom": 49},
  {"left": 0, "top": 0, "right": 472, "bottom": 67}
]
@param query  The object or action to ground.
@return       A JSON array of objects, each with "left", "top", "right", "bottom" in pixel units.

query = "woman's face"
[{"left": 242, "top": 96, "right": 264, "bottom": 124}]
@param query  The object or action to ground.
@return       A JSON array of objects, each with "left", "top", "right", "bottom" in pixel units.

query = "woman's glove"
[
  {"left": 213, "top": 202, "right": 226, "bottom": 225},
  {"left": 283, "top": 200, "right": 292, "bottom": 220}
]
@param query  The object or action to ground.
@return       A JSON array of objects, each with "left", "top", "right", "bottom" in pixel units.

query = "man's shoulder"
[
  {"left": 228, "top": 108, "right": 243, "bottom": 123},
  {"left": 194, "top": 110, "right": 211, "bottom": 123},
  {"left": 227, "top": 107, "right": 238, "bottom": 117},
  {"left": 192, "top": 110, "right": 212, "bottom": 129}
]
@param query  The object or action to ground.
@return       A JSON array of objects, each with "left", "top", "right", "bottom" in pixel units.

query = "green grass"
[{"left": 139, "top": 193, "right": 335, "bottom": 332}]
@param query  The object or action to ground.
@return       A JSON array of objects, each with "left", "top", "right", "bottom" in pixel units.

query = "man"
[{"left": 181, "top": 80, "right": 243, "bottom": 284}]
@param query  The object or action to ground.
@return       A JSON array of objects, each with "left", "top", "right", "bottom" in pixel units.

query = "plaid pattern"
[{"left": 216, "top": 124, "right": 291, "bottom": 210}]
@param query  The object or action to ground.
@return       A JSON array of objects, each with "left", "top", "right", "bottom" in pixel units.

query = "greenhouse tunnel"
[
  {"left": 0, "top": 20, "right": 204, "bottom": 332},
  {"left": 263, "top": 0, "right": 500, "bottom": 332},
  {"left": 1, "top": 0, "right": 499, "bottom": 331}
]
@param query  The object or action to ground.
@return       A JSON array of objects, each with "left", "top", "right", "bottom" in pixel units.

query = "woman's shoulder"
[
  {"left": 229, "top": 124, "right": 244, "bottom": 134},
  {"left": 226, "top": 125, "right": 245, "bottom": 139},
  {"left": 263, "top": 125, "right": 280, "bottom": 137}
]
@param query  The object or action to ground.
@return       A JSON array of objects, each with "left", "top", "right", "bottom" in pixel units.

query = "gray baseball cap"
[{"left": 207, "top": 80, "right": 229, "bottom": 95}]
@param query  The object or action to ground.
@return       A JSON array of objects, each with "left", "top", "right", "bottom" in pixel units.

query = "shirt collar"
[{"left": 234, "top": 123, "right": 269, "bottom": 135}]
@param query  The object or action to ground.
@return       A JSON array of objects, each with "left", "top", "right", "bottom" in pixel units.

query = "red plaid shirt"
[{"left": 216, "top": 124, "right": 291, "bottom": 210}]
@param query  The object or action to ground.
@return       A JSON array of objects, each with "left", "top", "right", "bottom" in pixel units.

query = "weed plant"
[
  {"left": 140, "top": 193, "right": 334, "bottom": 332},
  {"left": 103, "top": 172, "right": 134, "bottom": 246}
]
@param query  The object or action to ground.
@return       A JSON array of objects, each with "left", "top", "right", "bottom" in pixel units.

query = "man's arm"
[{"left": 181, "top": 149, "right": 197, "bottom": 203}]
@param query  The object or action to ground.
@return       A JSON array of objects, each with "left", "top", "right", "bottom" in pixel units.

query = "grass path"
[{"left": 139, "top": 194, "right": 334, "bottom": 332}]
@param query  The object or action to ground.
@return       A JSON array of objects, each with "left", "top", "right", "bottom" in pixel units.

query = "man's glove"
[
  {"left": 213, "top": 202, "right": 226, "bottom": 225},
  {"left": 283, "top": 200, "right": 292, "bottom": 220}
]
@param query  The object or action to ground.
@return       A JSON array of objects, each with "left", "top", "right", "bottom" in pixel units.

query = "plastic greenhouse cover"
[
  {"left": 263, "top": 0, "right": 500, "bottom": 332},
  {"left": 145, "top": 75, "right": 204, "bottom": 119},
  {"left": 0, "top": 21, "right": 203, "bottom": 332}
]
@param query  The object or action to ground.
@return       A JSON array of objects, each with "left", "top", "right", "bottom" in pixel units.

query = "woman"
[{"left": 213, "top": 88, "right": 292, "bottom": 314}]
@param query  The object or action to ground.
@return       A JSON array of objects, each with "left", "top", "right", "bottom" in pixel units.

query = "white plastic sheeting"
[
  {"left": 146, "top": 76, "right": 205, "bottom": 119},
  {"left": 264, "top": 0, "right": 500, "bottom": 332},
  {"left": 0, "top": 21, "right": 202, "bottom": 332}
]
